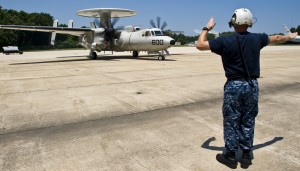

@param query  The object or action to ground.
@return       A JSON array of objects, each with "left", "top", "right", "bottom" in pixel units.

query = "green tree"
[
  {"left": 55, "top": 24, "right": 79, "bottom": 48},
  {"left": 0, "top": 7, "right": 53, "bottom": 50},
  {"left": 219, "top": 31, "right": 235, "bottom": 36},
  {"left": 296, "top": 25, "right": 300, "bottom": 33},
  {"left": 0, "top": 8, "right": 53, "bottom": 49}
]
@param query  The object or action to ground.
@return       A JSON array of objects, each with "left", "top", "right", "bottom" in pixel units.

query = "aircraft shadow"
[
  {"left": 55, "top": 55, "right": 89, "bottom": 58},
  {"left": 167, "top": 53, "right": 184, "bottom": 56},
  {"left": 94, "top": 55, "right": 177, "bottom": 61},
  {"left": 10, "top": 58, "right": 91, "bottom": 65},
  {"left": 10, "top": 55, "right": 177, "bottom": 65}
]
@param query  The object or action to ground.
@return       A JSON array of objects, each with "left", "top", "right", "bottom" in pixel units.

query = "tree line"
[
  {"left": 0, "top": 6, "right": 299, "bottom": 51},
  {"left": 0, "top": 6, "right": 79, "bottom": 51}
]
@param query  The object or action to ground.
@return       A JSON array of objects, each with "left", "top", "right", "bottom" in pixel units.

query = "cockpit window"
[
  {"left": 154, "top": 31, "right": 163, "bottom": 36},
  {"left": 145, "top": 31, "right": 151, "bottom": 37},
  {"left": 144, "top": 30, "right": 164, "bottom": 37}
]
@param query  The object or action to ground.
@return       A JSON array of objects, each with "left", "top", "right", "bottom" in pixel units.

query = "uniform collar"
[{"left": 236, "top": 31, "right": 249, "bottom": 35}]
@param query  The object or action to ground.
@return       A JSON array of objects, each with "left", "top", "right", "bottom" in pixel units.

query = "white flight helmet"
[{"left": 229, "top": 8, "right": 253, "bottom": 28}]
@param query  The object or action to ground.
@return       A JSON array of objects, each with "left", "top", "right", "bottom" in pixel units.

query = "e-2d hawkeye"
[{"left": 0, "top": 8, "right": 175, "bottom": 60}]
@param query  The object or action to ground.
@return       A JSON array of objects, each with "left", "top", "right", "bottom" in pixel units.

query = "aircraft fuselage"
[
  {"left": 114, "top": 28, "right": 175, "bottom": 52},
  {"left": 86, "top": 28, "right": 175, "bottom": 53}
]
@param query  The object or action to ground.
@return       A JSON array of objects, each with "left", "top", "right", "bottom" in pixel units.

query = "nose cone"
[{"left": 170, "top": 39, "right": 175, "bottom": 45}]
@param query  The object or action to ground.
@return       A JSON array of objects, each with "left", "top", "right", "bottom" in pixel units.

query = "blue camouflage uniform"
[
  {"left": 223, "top": 79, "right": 259, "bottom": 151},
  {"left": 209, "top": 32, "right": 269, "bottom": 152}
]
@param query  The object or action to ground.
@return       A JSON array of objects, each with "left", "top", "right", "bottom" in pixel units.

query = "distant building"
[{"left": 175, "top": 42, "right": 181, "bottom": 46}]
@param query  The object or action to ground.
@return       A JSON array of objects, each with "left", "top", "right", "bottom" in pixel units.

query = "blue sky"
[{"left": 1, "top": 0, "right": 299, "bottom": 36}]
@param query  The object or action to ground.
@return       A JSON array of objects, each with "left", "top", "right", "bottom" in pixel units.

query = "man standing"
[{"left": 196, "top": 8, "right": 298, "bottom": 169}]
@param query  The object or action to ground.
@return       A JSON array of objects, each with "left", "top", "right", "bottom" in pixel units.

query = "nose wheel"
[
  {"left": 92, "top": 52, "right": 97, "bottom": 60},
  {"left": 158, "top": 50, "right": 166, "bottom": 60},
  {"left": 158, "top": 55, "right": 165, "bottom": 60}
]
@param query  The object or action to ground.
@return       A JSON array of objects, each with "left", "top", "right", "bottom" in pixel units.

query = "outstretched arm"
[
  {"left": 196, "top": 17, "right": 216, "bottom": 51},
  {"left": 269, "top": 32, "right": 298, "bottom": 44}
]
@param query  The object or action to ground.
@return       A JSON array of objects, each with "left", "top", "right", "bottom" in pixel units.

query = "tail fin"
[
  {"left": 283, "top": 24, "right": 291, "bottom": 35},
  {"left": 68, "top": 20, "right": 74, "bottom": 28},
  {"left": 90, "top": 22, "right": 96, "bottom": 29},
  {"left": 50, "top": 19, "right": 59, "bottom": 45}
]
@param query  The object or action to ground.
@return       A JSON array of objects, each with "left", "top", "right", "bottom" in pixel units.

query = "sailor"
[{"left": 196, "top": 8, "right": 298, "bottom": 169}]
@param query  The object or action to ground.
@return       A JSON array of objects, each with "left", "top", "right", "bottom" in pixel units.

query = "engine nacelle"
[
  {"left": 94, "top": 28, "right": 105, "bottom": 34},
  {"left": 91, "top": 42, "right": 106, "bottom": 52}
]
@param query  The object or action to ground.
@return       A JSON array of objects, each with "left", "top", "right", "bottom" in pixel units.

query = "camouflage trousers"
[{"left": 222, "top": 79, "right": 259, "bottom": 152}]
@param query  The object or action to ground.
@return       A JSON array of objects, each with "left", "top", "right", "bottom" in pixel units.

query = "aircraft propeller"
[
  {"left": 150, "top": 17, "right": 168, "bottom": 31},
  {"left": 94, "top": 17, "right": 120, "bottom": 49}
]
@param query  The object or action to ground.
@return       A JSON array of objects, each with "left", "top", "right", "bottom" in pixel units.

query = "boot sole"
[{"left": 216, "top": 154, "right": 237, "bottom": 169}]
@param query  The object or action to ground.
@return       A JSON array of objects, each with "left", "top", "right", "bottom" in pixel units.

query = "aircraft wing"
[{"left": 0, "top": 25, "right": 93, "bottom": 36}]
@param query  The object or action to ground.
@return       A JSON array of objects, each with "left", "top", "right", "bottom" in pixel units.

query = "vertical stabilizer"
[
  {"left": 68, "top": 20, "right": 74, "bottom": 28},
  {"left": 51, "top": 19, "right": 59, "bottom": 45},
  {"left": 90, "top": 22, "right": 96, "bottom": 29},
  {"left": 283, "top": 24, "right": 291, "bottom": 35},
  {"left": 283, "top": 24, "right": 300, "bottom": 43}
]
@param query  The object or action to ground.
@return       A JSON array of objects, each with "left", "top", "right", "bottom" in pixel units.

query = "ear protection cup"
[{"left": 228, "top": 14, "right": 236, "bottom": 28}]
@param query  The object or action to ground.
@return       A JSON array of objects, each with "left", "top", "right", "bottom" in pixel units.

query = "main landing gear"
[
  {"left": 133, "top": 51, "right": 139, "bottom": 57},
  {"left": 136, "top": 50, "right": 168, "bottom": 60},
  {"left": 89, "top": 50, "right": 168, "bottom": 61},
  {"left": 89, "top": 51, "right": 98, "bottom": 60},
  {"left": 158, "top": 55, "right": 165, "bottom": 60}
]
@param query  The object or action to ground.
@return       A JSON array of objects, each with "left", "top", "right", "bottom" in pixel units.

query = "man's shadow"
[{"left": 201, "top": 136, "right": 283, "bottom": 160}]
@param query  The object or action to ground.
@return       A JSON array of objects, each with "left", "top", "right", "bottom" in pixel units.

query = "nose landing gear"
[
  {"left": 158, "top": 55, "right": 165, "bottom": 60},
  {"left": 157, "top": 50, "right": 169, "bottom": 60}
]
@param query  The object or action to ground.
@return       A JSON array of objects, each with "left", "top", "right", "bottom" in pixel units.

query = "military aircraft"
[
  {"left": 0, "top": 8, "right": 175, "bottom": 60},
  {"left": 283, "top": 24, "right": 300, "bottom": 43}
]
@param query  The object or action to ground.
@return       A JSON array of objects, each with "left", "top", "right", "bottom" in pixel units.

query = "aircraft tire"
[
  {"left": 158, "top": 55, "right": 165, "bottom": 60},
  {"left": 91, "top": 52, "right": 97, "bottom": 60},
  {"left": 133, "top": 51, "right": 139, "bottom": 57}
]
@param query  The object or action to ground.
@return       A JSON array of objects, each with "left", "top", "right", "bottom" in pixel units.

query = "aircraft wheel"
[
  {"left": 133, "top": 51, "right": 139, "bottom": 57},
  {"left": 91, "top": 52, "right": 97, "bottom": 60},
  {"left": 158, "top": 55, "right": 165, "bottom": 60}
]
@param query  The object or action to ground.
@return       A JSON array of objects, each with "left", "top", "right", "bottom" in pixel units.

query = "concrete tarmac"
[{"left": 0, "top": 46, "right": 299, "bottom": 170}]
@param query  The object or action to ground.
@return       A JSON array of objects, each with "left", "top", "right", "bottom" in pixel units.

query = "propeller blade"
[
  {"left": 101, "top": 21, "right": 107, "bottom": 28},
  {"left": 161, "top": 21, "right": 168, "bottom": 31},
  {"left": 94, "top": 18, "right": 101, "bottom": 28},
  {"left": 157, "top": 17, "right": 161, "bottom": 29},
  {"left": 109, "top": 38, "right": 113, "bottom": 49},
  {"left": 150, "top": 19, "right": 156, "bottom": 28},
  {"left": 111, "top": 17, "right": 120, "bottom": 28}
]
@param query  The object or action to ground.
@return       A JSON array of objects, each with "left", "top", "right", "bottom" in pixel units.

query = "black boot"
[
  {"left": 216, "top": 151, "right": 237, "bottom": 169},
  {"left": 241, "top": 150, "right": 252, "bottom": 169}
]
